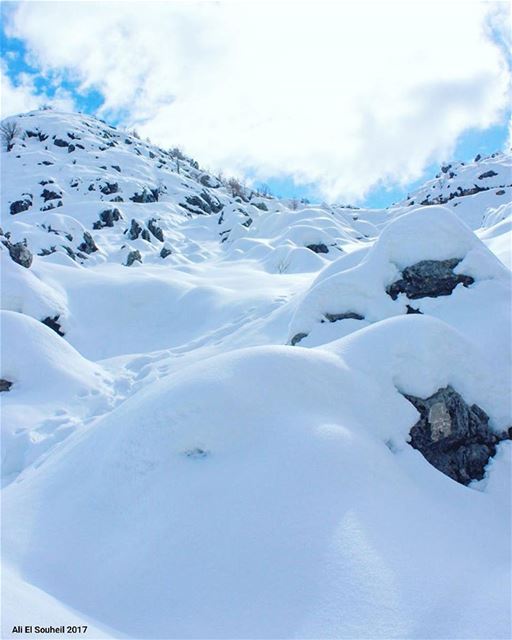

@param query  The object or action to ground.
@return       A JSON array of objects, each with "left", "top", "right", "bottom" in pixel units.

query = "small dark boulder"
[
  {"left": 324, "top": 311, "right": 364, "bottom": 323},
  {"left": 42, "top": 315, "right": 65, "bottom": 337},
  {"left": 130, "top": 188, "right": 159, "bottom": 203},
  {"left": 125, "top": 250, "right": 142, "bottom": 266},
  {"left": 41, "top": 189, "right": 62, "bottom": 202},
  {"left": 148, "top": 218, "right": 164, "bottom": 242},
  {"left": 404, "top": 386, "right": 511, "bottom": 485},
  {"left": 77, "top": 231, "right": 98, "bottom": 254},
  {"left": 290, "top": 332, "right": 308, "bottom": 346},
  {"left": 160, "top": 246, "right": 172, "bottom": 258},
  {"left": 99, "top": 182, "right": 119, "bottom": 195},
  {"left": 93, "top": 208, "right": 123, "bottom": 229},
  {"left": 0, "top": 379, "right": 13, "bottom": 392},
  {"left": 53, "top": 138, "right": 69, "bottom": 148},
  {"left": 10, "top": 196, "right": 32, "bottom": 215},
  {"left": 306, "top": 243, "right": 329, "bottom": 254},
  {"left": 478, "top": 170, "right": 498, "bottom": 180},
  {"left": 2, "top": 239, "right": 33, "bottom": 268},
  {"left": 387, "top": 259, "right": 474, "bottom": 300},
  {"left": 126, "top": 219, "right": 143, "bottom": 240}
]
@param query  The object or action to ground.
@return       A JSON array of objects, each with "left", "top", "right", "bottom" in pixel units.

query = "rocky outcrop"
[
  {"left": 1, "top": 238, "right": 33, "bottom": 268},
  {"left": 404, "top": 386, "right": 511, "bottom": 485},
  {"left": 181, "top": 190, "right": 223, "bottom": 215},
  {"left": 290, "top": 332, "right": 308, "bottom": 346},
  {"left": 77, "top": 232, "right": 98, "bottom": 254},
  {"left": 10, "top": 195, "right": 32, "bottom": 215},
  {"left": 160, "top": 245, "right": 172, "bottom": 259},
  {"left": 387, "top": 259, "right": 474, "bottom": 300},
  {"left": 0, "top": 379, "right": 13, "bottom": 392},
  {"left": 93, "top": 208, "right": 123, "bottom": 229},
  {"left": 125, "top": 249, "right": 142, "bottom": 266},
  {"left": 306, "top": 243, "right": 329, "bottom": 254},
  {"left": 323, "top": 311, "right": 364, "bottom": 323},
  {"left": 130, "top": 188, "right": 159, "bottom": 203},
  {"left": 127, "top": 219, "right": 143, "bottom": 240},
  {"left": 42, "top": 315, "right": 65, "bottom": 337},
  {"left": 148, "top": 218, "right": 164, "bottom": 242}
]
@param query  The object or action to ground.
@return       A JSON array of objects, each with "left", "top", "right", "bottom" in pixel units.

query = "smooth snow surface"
[{"left": 1, "top": 110, "right": 511, "bottom": 639}]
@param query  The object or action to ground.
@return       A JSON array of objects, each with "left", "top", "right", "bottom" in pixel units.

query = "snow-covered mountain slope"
[{"left": 1, "top": 109, "right": 511, "bottom": 640}]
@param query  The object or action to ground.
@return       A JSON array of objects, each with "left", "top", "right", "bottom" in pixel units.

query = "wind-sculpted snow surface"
[{"left": 1, "top": 110, "right": 511, "bottom": 639}]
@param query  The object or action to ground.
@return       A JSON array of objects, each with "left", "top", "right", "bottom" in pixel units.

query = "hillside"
[{"left": 1, "top": 109, "right": 511, "bottom": 639}]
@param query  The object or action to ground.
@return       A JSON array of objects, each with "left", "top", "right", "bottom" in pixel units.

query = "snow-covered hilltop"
[{"left": 1, "top": 109, "right": 511, "bottom": 640}]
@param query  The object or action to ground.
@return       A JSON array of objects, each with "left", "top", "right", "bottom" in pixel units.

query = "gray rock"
[
  {"left": 148, "top": 218, "right": 164, "bottom": 242},
  {"left": 478, "top": 170, "right": 498, "bottom": 180},
  {"left": 99, "top": 182, "right": 119, "bottom": 195},
  {"left": 93, "top": 208, "right": 123, "bottom": 229},
  {"left": 404, "top": 386, "right": 511, "bottom": 485},
  {"left": 130, "top": 188, "right": 159, "bottom": 203},
  {"left": 306, "top": 243, "right": 329, "bottom": 254},
  {"left": 324, "top": 311, "right": 364, "bottom": 323},
  {"left": 126, "top": 219, "right": 143, "bottom": 240},
  {"left": 125, "top": 250, "right": 142, "bottom": 266},
  {"left": 77, "top": 232, "right": 98, "bottom": 254},
  {"left": 0, "top": 379, "right": 13, "bottom": 392},
  {"left": 290, "top": 332, "right": 308, "bottom": 346},
  {"left": 42, "top": 315, "right": 65, "bottom": 336},
  {"left": 41, "top": 188, "right": 62, "bottom": 202},
  {"left": 160, "top": 246, "right": 172, "bottom": 259},
  {"left": 53, "top": 138, "right": 69, "bottom": 147},
  {"left": 2, "top": 239, "right": 33, "bottom": 268},
  {"left": 10, "top": 196, "right": 32, "bottom": 215},
  {"left": 387, "top": 259, "right": 474, "bottom": 300}
]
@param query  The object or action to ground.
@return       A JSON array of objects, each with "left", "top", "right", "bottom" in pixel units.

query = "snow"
[{"left": 1, "top": 109, "right": 511, "bottom": 639}]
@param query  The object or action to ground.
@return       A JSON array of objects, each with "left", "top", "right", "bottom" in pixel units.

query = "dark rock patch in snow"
[
  {"left": 160, "top": 246, "right": 172, "bottom": 259},
  {"left": 41, "top": 189, "right": 62, "bottom": 202},
  {"left": 404, "top": 386, "right": 511, "bottom": 485},
  {"left": 93, "top": 208, "right": 123, "bottom": 229},
  {"left": 99, "top": 182, "right": 119, "bottom": 195},
  {"left": 307, "top": 243, "right": 329, "bottom": 254},
  {"left": 478, "top": 170, "right": 498, "bottom": 180},
  {"left": 290, "top": 332, "right": 308, "bottom": 346},
  {"left": 53, "top": 138, "right": 69, "bottom": 148},
  {"left": 10, "top": 196, "right": 32, "bottom": 215},
  {"left": 130, "top": 188, "right": 159, "bottom": 203},
  {"left": 42, "top": 315, "right": 65, "bottom": 337},
  {"left": 387, "top": 259, "right": 474, "bottom": 300},
  {"left": 125, "top": 250, "right": 142, "bottom": 266},
  {"left": 126, "top": 219, "right": 143, "bottom": 240},
  {"left": 323, "top": 311, "right": 364, "bottom": 323},
  {"left": 0, "top": 379, "right": 13, "bottom": 392},
  {"left": 2, "top": 239, "right": 33, "bottom": 268},
  {"left": 148, "top": 219, "right": 164, "bottom": 242},
  {"left": 77, "top": 232, "right": 98, "bottom": 254}
]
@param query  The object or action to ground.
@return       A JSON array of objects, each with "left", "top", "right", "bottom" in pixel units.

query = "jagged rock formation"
[
  {"left": 405, "top": 386, "right": 511, "bottom": 485},
  {"left": 386, "top": 259, "right": 474, "bottom": 300}
]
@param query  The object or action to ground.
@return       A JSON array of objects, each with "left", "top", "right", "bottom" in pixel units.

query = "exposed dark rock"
[
  {"left": 147, "top": 218, "right": 164, "bottom": 242},
  {"left": 41, "top": 188, "right": 62, "bottom": 202},
  {"left": 290, "top": 332, "right": 308, "bottom": 346},
  {"left": 478, "top": 170, "right": 498, "bottom": 180},
  {"left": 68, "top": 144, "right": 75, "bottom": 153},
  {"left": 42, "top": 315, "right": 65, "bottom": 336},
  {"left": 1, "top": 238, "right": 33, "bottom": 268},
  {"left": 387, "top": 259, "right": 474, "bottom": 300},
  {"left": 496, "top": 190, "right": 506, "bottom": 196},
  {"left": 99, "top": 182, "right": 119, "bottom": 195},
  {"left": 181, "top": 190, "right": 223, "bottom": 215},
  {"left": 53, "top": 138, "right": 69, "bottom": 148},
  {"left": 141, "top": 229, "right": 151, "bottom": 242},
  {"left": 160, "top": 246, "right": 172, "bottom": 259},
  {"left": 0, "top": 379, "right": 13, "bottom": 392},
  {"left": 242, "top": 218, "right": 253, "bottom": 228},
  {"left": 38, "top": 246, "right": 57, "bottom": 256},
  {"left": 41, "top": 161, "right": 53, "bottom": 166},
  {"left": 110, "top": 195, "right": 124, "bottom": 202},
  {"left": 474, "top": 154, "right": 481, "bottom": 162},
  {"left": 125, "top": 250, "right": 142, "bottom": 266},
  {"left": 252, "top": 201, "right": 268, "bottom": 211},
  {"left": 88, "top": 184, "right": 96, "bottom": 191},
  {"left": 10, "top": 196, "right": 32, "bottom": 215},
  {"left": 126, "top": 219, "right": 143, "bottom": 240},
  {"left": 306, "top": 243, "right": 329, "bottom": 254},
  {"left": 406, "top": 305, "right": 422, "bottom": 314},
  {"left": 130, "top": 188, "right": 159, "bottom": 203},
  {"left": 77, "top": 231, "right": 98, "bottom": 254},
  {"left": 404, "top": 386, "right": 511, "bottom": 485},
  {"left": 111, "top": 165, "right": 121, "bottom": 172},
  {"left": 324, "top": 311, "right": 364, "bottom": 323},
  {"left": 441, "top": 164, "right": 452, "bottom": 174},
  {"left": 92, "top": 208, "right": 123, "bottom": 229}
]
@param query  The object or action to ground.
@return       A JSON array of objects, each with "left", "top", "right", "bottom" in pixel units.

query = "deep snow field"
[{"left": 1, "top": 110, "right": 511, "bottom": 639}]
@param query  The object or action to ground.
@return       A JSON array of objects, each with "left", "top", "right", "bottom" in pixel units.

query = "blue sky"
[{"left": 1, "top": 1, "right": 510, "bottom": 208}]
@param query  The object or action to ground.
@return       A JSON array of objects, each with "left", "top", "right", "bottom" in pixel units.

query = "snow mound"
[
  {"left": 288, "top": 205, "right": 511, "bottom": 351},
  {"left": 2, "top": 316, "right": 510, "bottom": 638}
]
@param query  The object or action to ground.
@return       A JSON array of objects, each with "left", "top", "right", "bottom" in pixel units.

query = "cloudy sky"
[{"left": 1, "top": 1, "right": 510, "bottom": 205}]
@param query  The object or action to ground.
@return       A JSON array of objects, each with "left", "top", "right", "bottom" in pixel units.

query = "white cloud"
[
  {"left": 4, "top": 1, "right": 511, "bottom": 200},
  {"left": 0, "top": 62, "right": 76, "bottom": 118}
]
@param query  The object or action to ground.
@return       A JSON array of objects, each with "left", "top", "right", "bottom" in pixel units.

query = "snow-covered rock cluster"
[{"left": 1, "top": 109, "right": 511, "bottom": 639}]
